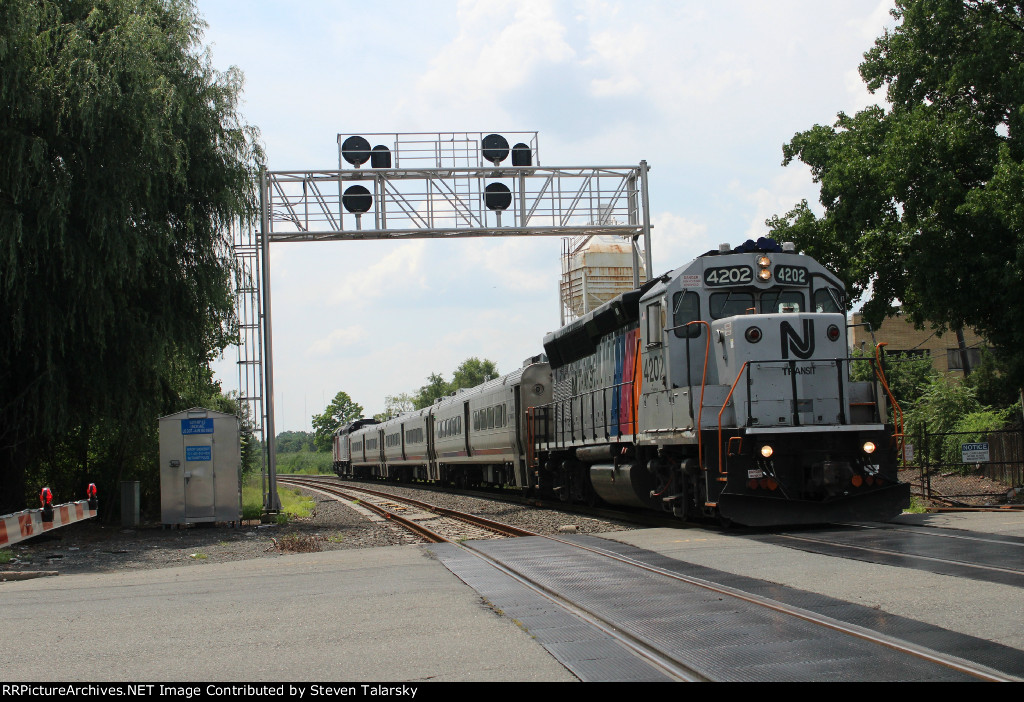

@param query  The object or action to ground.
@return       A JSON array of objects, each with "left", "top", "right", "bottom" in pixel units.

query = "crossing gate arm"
[{"left": 0, "top": 501, "right": 98, "bottom": 549}]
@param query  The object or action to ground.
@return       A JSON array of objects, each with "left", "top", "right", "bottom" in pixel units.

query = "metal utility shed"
[{"left": 159, "top": 407, "right": 241, "bottom": 525}]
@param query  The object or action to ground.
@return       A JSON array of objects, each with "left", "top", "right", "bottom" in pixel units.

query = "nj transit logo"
[{"left": 780, "top": 320, "right": 815, "bottom": 360}]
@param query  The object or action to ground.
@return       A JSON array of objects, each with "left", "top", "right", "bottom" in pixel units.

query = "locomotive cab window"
[
  {"left": 814, "top": 287, "right": 843, "bottom": 313},
  {"left": 645, "top": 301, "right": 664, "bottom": 347},
  {"left": 760, "top": 290, "right": 804, "bottom": 314},
  {"left": 710, "top": 291, "right": 755, "bottom": 319},
  {"left": 672, "top": 291, "right": 702, "bottom": 338}
]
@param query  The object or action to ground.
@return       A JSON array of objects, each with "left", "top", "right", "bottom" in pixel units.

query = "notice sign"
[
  {"left": 961, "top": 442, "right": 990, "bottom": 463},
  {"left": 186, "top": 445, "right": 212, "bottom": 462},
  {"left": 181, "top": 418, "right": 214, "bottom": 435}
]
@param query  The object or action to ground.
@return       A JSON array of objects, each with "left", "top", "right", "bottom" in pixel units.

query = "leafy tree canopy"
[
  {"left": 413, "top": 373, "right": 452, "bottom": 410},
  {"left": 374, "top": 393, "right": 414, "bottom": 422},
  {"left": 275, "top": 431, "right": 315, "bottom": 454},
  {"left": 767, "top": 0, "right": 1024, "bottom": 386},
  {"left": 311, "top": 391, "right": 364, "bottom": 452},
  {"left": 0, "top": 0, "right": 262, "bottom": 512},
  {"left": 411, "top": 358, "right": 499, "bottom": 409},
  {"left": 452, "top": 357, "right": 499, "bottom": 390}
]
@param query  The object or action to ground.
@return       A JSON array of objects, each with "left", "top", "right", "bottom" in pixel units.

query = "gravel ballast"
[{"left": 1, "top": 479, "right": 638, "bottom": 577}]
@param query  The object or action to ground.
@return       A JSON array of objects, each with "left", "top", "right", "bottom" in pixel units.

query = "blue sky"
[{"left": 200, "top": 0, "right": 896, "bottom": 431}]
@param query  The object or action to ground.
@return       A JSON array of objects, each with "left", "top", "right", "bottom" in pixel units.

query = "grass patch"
[
  {"left": 0, "top": 550, "right": 12, "bottom": 565},
  {"left": 190, "top": 553, "right": 208, "bottom": 560},
  {"left": 277, "top": 485, "right": 315, "bottom": 518},
  {"left": 241, "top": 475, "right": 316, "bottom": 521},
  {"left": 275, "top": 450, "right": 334, "bottom": 475},
  {"left": 905, "top": 496, "right": 928, "bottom": 514}
]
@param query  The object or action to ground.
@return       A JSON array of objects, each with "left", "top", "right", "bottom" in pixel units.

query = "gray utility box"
[{"left": 159, "top": 407, "right": 241, "bottom": 525}]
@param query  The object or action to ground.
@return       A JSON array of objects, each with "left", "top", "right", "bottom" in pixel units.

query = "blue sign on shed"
[
  {"left": 185, "top": 445, "right": 212, "bottom": 462},
  {"left": 181, "top": 418, "right": 215, "bottom": 435}
]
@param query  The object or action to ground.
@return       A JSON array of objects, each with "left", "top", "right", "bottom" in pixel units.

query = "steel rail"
[
  {"left": 282, "top": 479, "right": 447, "bottom": 543},
  {"left": 453, "top": 537, "right": 709, "bottom": 682},
  {"left": 533, "top": 532, "right": 1020, "bottom": 682},
  {"left": 280, "top": 476, "right": 703, "bottom": 681},
  {"left": 774, "top": 528, "right": 1024, "bottom": 577},
  {"left": 279, "top": 477, "right": 533, "bottom": 539},
  {"left": 280, "top": 476, "right": 1016, "bottom": 681}
]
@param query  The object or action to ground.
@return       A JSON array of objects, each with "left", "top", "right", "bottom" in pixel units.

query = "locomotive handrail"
[
  {"left": 873, "top": 342, "right": 905, "bottom": 459},
  {"left": 531, "top": 378, "right": 638, "bottom": 453},
  {"left": 676, "top": 321, "right": 711, "bottom": 470},
  {"left": 718, "top": 362, "right": 750, "bottom": 477},
  {"left": 716, "top": 354, "right": 891, "bottom": 479}
]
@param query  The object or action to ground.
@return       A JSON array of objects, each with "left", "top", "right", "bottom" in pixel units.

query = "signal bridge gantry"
[{"left": 232, "top": 131, "right": 654, "bottom": 512}]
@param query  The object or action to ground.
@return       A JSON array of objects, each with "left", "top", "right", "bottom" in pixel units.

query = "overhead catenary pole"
[{"left": 259, "top": 167, "right": 282, "bottom": 511}]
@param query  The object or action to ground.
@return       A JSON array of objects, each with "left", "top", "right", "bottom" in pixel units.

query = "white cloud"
[
  {"left": 307, "top": 326, "right": 369, "bottom": 357},
  {"left": 649, "top": 211, "right": 709, "bottom": 274},
  {"left": 740, "top": 164, "right": 821, "bottom": 239},
  {"left": 403, "top": 0, "right": 574, "bottom": 122},
  {"left": 328, "top": 240, "right": 428, "bottom": 308}
]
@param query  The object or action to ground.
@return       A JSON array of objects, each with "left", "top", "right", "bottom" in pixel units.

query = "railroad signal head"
[
  {"left": 342, "top": 185, "right": 373, "bottom": 214},
  {"left": 341, "top": 136, "right": 371, "bottom": 167},
  {"left": 481, "top": 134, "right": 510, "bottom": 165},
  {"left": 484, "top": 182, "right": 512, "bottom": 211}
]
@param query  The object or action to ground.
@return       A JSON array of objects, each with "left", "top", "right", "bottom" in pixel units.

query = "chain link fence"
[{"left": 902, "top": 429, "right": 1023, "bottom": 506}]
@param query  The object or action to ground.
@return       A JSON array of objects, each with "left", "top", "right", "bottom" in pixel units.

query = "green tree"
[
  {"left": 767, "top": 0, "right": 1024, "bottom": 388},
  {"left": 312, "top": 392, "right": 364, "bottom": 452},
  {"left": 0, "top": 0, "right": 262, "bottom": 513},
  {"left": 411, "top": 358, "right": 500, "bottom": 409},
  {"left": 413, "top": 372, "right": 453, "bottom": 410},
  {"left": 452, "top": 357, "right": 499, "bottom": 390},
  {"left": 374, "top": 393, "right": 414, "bottom": 421},
  {"left": 275, "top": 431, "right": 315, "bottom": 454}
]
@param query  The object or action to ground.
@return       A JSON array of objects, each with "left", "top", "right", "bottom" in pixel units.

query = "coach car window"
[
  {"left": 710, "top": 291, "right": 754, "bottom": 319},
  {"left": 672, "top": 292, "right": 702, "bottom": 338}
]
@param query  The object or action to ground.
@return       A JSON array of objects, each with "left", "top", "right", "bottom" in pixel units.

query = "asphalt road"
[
  {"left": 0, "top": 545, "right": 575, "bottom": 682},
  {"left": 2, "top": 511, "right": 1022, "bottom": 682}
]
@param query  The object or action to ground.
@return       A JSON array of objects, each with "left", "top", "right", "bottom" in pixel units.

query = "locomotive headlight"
[
  {"left": 745, "top": 326, "right": 762, "bottom": 343},
  {"left": 862, "top": 441, "right": 877, "bottom": 454},
  {"left": 760, "top": 444, "right": 774, "bottom": 458},
  {"left": 758, "top": 268, "right": 772, "bottom": 281},
  {"left": 757, "top": 256, "right": 771, "bottom": 267}
]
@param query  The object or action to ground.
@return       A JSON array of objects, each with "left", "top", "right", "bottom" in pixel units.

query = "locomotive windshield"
[{"left": 708, "top": 289, "right": 806, "bottom": 319}]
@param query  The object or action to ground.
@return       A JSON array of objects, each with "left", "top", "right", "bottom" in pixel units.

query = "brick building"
[{"left": 849, "top": 311, "right": 987, "bottom": 376}]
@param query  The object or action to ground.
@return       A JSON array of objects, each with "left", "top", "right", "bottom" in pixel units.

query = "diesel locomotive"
[{"left": 334, "top": 238, "right": 910, "bottom": 526}]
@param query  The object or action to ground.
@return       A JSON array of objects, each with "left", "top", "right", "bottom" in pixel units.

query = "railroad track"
[
  {"left": 758, "top": 520, "right": 1024, "bottom": 588},
  {"left": 278, "top": 475, "right": 534, "bottom": 543},
  {"left": 281, "top": 475, "right": 1020, "bottom": 682}
]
